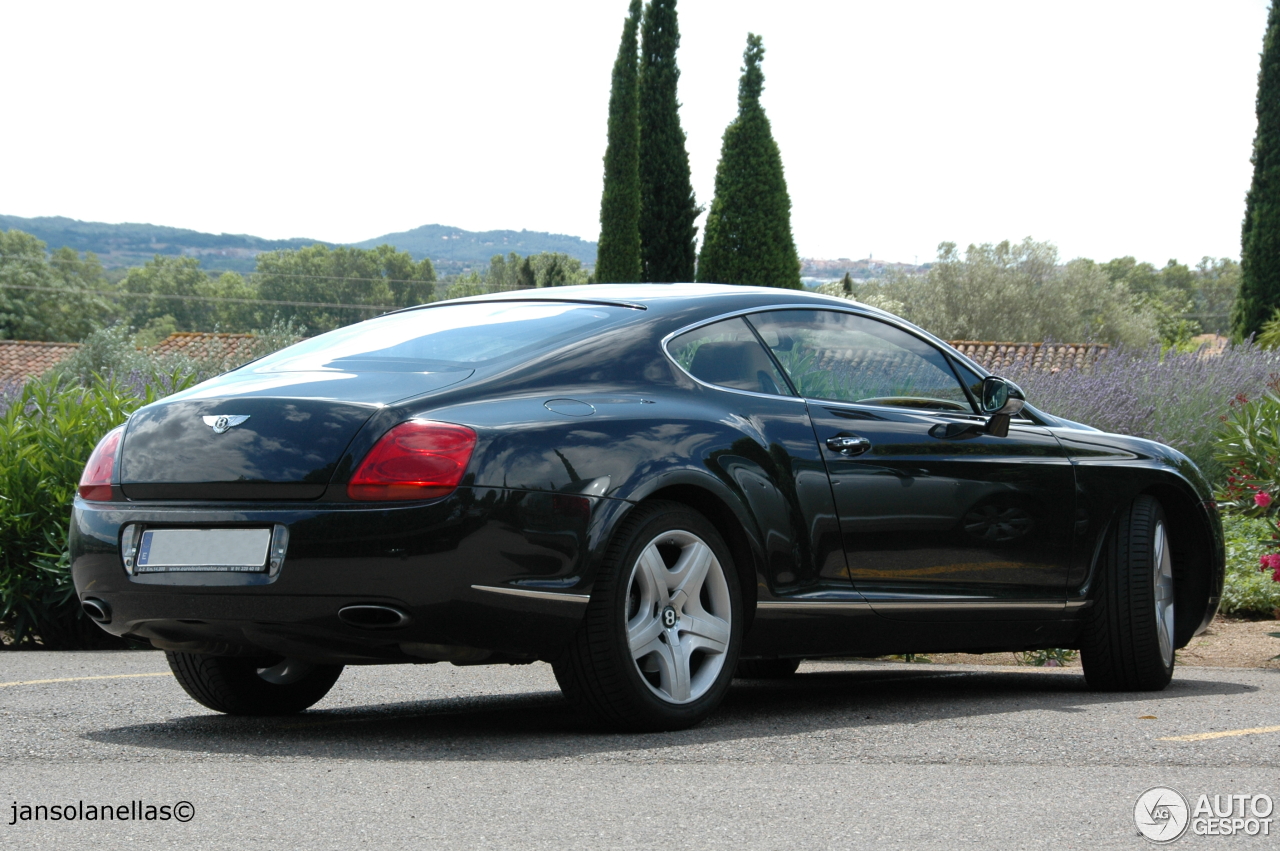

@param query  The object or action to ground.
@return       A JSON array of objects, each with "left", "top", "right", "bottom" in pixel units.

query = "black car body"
[{"left": 71, "top": 284, "right": 1224, "bottom": 727}]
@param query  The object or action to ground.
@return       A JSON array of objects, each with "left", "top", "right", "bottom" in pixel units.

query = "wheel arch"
[
  {"left": 1081, "top": 479, "right": 1220, "bottom": 650},
  {"left": 1142, "top": 483, "right": 1221, "bottom": 647}
]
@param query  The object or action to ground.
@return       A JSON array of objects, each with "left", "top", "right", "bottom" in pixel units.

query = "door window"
[
  {"left": 748, "top": 310, "right": 972, "bottom": 411},
  {"left": 667, "top": 317, "right": 792, "bottom": 396}
]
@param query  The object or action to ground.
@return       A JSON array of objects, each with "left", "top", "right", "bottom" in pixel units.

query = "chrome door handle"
[{"left": 826, "top": 435, "right": 871, "bottom": 456}]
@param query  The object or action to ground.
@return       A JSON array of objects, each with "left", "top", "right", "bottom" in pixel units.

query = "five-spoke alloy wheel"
[{"left": 554, "top": 501, "right": 742, "bottom": 731}]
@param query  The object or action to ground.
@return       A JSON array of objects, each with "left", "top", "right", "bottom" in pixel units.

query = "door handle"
[{"left": 826, "top": 435, "right": 871, "bottom": 456}]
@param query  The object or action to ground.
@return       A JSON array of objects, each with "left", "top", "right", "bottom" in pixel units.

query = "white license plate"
[{"left": 136, "top": 528, "right": 272, "bottom": 573}]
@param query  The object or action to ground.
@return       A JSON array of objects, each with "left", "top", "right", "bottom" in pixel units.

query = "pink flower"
[
  {"left": 1255, "top": 491, "right": 1274, "bottom": 509},
  {"left": 1261, "top": 553, "right": 1280, "bottom": 571}
]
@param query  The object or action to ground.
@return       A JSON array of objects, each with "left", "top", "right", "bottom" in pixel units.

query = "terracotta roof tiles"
[{"left": 0, "top": 340, "right": 81, "bottom": 385}]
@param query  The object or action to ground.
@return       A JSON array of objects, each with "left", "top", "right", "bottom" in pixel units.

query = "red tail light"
[
  {"left": 78, "top": 426, "right": 125, "bottom": 501},
  {"left": 348, "top": 420, "right": 477, "bottom": 501}
]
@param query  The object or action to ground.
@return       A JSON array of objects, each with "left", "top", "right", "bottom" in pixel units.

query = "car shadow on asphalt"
[{"left": 82, "top": 664, "right": 1260, "bottom": 761}]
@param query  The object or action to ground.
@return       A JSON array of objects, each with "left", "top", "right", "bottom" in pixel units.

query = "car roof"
[{"left": 428, "top": 282, "right": 873, "bottom": 314}]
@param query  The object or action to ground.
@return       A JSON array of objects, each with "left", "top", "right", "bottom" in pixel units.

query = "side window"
[
  {"left": 747, "top": 310, "right": 973, "bottom": 412},
  {"left": 667, "top": 317, "right": 793, "bottom": 396}
]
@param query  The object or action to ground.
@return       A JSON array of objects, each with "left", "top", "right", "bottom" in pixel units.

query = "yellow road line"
[
  {"left": 1159, "top": 724, "right": 1280, "bottom": 742},
  {"left": 0, "top": 672, "right": 171, "bottom": 688}
]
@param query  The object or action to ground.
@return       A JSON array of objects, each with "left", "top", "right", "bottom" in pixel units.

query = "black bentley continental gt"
[{"left": 71, "top": 284, "right": 1224, "bottom": 730}]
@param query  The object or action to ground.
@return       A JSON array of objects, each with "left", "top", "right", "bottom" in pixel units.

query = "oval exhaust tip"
[
  {"left": 82, "top": 598, "right": 111, "bottom": 624},
  {"left": 338, "top": 604, "right": 411, "bottom": 629}
]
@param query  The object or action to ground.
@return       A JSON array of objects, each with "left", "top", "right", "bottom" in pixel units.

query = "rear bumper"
[{"left": 70, "top": 487, "right": 614, "bottom": 665}]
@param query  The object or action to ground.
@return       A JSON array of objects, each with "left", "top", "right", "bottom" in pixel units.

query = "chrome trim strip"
[
  {"left": 660, "top": 303, "right": 987, "bottom": 414},
  {"left": 757, "top": 600, "right": 872, "bottom": 613},
  {"left": 868, "top": 600, "right": 1066, "bottom": 612},
  {"left": 1065, "top": 599, "right": 1093, "bottom": 609},
  {"left": 471, "top": 584, "right": 590, "bottom": 603}
]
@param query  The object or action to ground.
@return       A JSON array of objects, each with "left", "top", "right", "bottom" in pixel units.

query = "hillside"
[
  {"left": 0, "top": 215, "right": 598, "bottom": 274},
  {"left": 351, "top": 224, "right": 597, "bottom": 268},
  {"left": 0, "top": 215, "right": 320, "bottom": 274}
]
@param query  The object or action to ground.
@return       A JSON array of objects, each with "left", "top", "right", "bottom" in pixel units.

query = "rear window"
[{"left": 248, "top": 302, "right": 633, "bottom": 373}]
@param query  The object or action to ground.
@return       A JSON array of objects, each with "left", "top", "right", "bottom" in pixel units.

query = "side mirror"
[{"left": 979, "top": 376, "right": 1025, "bottom": 438}]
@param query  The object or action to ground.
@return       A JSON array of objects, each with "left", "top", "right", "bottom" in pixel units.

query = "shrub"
[
  {"left": 1215, "top": 384, "right": 1280, "bottom": 513},
  {"left": 0, "top": 371, "right": 198, "bottom": 647},
  {"left": 1006, "top": 342, "right": 1280, "bottom": 484},
  {"left": 1220, "top": 514, "right": 1280, "bottom": 617}
]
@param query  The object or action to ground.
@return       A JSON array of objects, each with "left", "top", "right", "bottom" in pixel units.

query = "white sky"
[{"left": 1, "top": 0, "right": 1270, "bottom": 266}]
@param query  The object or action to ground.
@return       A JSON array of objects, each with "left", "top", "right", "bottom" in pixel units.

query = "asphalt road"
[{"left": 1, "top": 651, "right": 1277, "bottom": 850}]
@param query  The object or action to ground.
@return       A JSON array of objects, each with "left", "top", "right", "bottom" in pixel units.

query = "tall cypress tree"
[
  {"left": 697, "top": 34, "right": 801, "bottom": 289},
  {"left": 638, "top": 0, "right": 699, "bottom": 282},
  {"left": 1235, "top": 2, "right": 1280, "bottom": 339},
  {"left": 596, "top": 0, "right": 642, "bottom": 283}
]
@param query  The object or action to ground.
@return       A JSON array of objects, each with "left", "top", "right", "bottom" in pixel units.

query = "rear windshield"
[{"left": 248, "top": 302, "right": 633, "bottom": 373}]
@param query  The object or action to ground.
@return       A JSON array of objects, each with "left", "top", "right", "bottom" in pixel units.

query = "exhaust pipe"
[
  {"left": 82, "top": 598, "right": 111, "bottom": 624},
  {"left": 338, "top": 604, "right": 411, "bottom": 629}
]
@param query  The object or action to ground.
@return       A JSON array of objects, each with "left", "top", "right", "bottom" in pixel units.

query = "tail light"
[
  {"left": 78, "top": 426, "right": 125, "bottom": 501},
  {"left": 348, "top": 420, "right": 477, "bottom": 501}
]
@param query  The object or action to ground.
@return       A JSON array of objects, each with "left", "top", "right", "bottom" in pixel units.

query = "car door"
[{"left": 746, "top": 308, "right": 1076, "bottom": 621}]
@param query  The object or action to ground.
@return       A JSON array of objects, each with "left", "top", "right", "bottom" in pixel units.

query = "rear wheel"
[
  {"left": 166, "top": 652, "right": 343, "bottom": 715},
  {"left": 1080, "top": 495, "right": 1176, "bottom": 691},
  {"left": 735, "top": 658, "right": 801, "bottom": 679},
  {"left": 553, "top": 501, "right": 742, "bottom": 731}
]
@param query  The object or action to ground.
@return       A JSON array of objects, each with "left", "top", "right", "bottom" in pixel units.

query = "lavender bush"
[{"left": 1005, "top": 342, "right": 1280, "bottom": 484}]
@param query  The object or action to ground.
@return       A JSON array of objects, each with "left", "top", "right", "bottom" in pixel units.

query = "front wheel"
[
  {"left": 553, "top": 501, "right": 742, "bottom": 731},
  {"left": 166, "top": 652, "right": 343, "bottom": 715},
  {"left": 1080, "top": 495, "right": 1176, "bottom": 691}
]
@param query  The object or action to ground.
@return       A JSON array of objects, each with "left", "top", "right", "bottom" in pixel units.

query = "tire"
[
  {"left": 1080, "top": 495, "right": 1176, "bottom": 691},
  {"left": 553, "top": 501, "right": 742, "bottom": 731},
  {"left": 735, "top": 658, "right": 801, "bottom": 679},
  {"left": 166, "top": 652, "right": 343, "bottom": 715}
]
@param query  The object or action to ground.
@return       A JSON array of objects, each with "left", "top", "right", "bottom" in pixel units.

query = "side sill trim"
[
  {"left": 471, "top": 585, "right": 590, "bottom": 604},
  {"left": 757, "top": 600, "right": 872, "bottom": 613},
  {"left": 869, "top": 600, "right": 1066, "bottom": 612}
]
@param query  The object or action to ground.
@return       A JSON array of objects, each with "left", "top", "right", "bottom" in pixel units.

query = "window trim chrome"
[{"left": 662, "top": 303, "right": 982, "bottom": 415}]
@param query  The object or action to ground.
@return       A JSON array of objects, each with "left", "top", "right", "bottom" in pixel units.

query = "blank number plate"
[{"left": 136, "top": 528, "right": 272, "bottom": 573}]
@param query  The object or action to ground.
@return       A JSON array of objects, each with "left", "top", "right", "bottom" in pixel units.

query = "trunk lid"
[{"left": 119, "top": 369, "right": 472, "bottom": 500}]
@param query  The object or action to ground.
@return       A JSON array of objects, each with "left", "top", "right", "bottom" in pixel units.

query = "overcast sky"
[{"left": 2, "top": 1, "right": 1271, "bottom": 266}]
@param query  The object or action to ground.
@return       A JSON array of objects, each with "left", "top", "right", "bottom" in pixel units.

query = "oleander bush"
[{"left": 0, "top": 370, "right": 202, "bottom": 647}]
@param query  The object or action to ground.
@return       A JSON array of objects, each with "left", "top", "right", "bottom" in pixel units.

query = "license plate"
[{"left": 135, "top": 528, "right": 272, "bottom": 573}]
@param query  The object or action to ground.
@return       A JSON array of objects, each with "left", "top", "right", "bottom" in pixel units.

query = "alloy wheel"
[{"left": 625, "top": 530, "right": 732, "bottom": 705}]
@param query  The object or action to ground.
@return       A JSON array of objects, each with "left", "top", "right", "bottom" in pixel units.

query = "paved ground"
[{"left": 1, "top": 651, "right": 1278, "bottom": 849}]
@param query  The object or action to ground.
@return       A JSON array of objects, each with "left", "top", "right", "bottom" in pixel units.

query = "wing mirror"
[{"left": 979, "top": 376, "right": 1025, "bottom": 438}]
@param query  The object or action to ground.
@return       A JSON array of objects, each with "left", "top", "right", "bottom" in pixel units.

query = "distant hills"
[{"left": 0, "top": 214, "right": 599, "bottom": 275}]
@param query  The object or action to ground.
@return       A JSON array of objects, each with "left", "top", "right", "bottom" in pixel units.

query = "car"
[{"left": 70, "top": 283, "right": 1224, "bottom": 730}]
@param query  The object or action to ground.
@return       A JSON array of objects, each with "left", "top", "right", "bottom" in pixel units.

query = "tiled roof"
[
  {"left": 0, "top": 340, "right": 81, "bottom": 385},
  {"left": 151, "top": 332, "right": 260, "bottom": 364},
  {"left": 947, "top": 341, "right": 1109, "bottom": 373}
]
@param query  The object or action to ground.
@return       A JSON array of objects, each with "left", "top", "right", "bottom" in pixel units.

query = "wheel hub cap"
[{"left": 626, "top": 531, "right": 732, "bottom": 705}]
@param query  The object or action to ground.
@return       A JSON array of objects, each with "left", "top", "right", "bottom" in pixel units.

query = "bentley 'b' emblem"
[{"left": 203, "top": 415, "right": 250, "bottom": 434}]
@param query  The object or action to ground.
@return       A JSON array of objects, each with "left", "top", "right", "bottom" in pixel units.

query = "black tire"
[
  {"left": 553, "top": 501, "right": 743, "bottom": 731},
  {"left": 735, "top": 658, "right": 801, "bottom": 679},
  {"left": 1080, "top": 495, "right": 1176, "bottom": 691},
  {"left": 166, "top": 652, "right": 343, "bottom": 715}
]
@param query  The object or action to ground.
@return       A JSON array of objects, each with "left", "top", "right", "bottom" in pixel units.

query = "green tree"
[
  {"left": 638, "top": 0, "right": 699, "bottom": 282},
  {"left": 254, "top": 244, "right": 434, "bottom": 333},
  {"left": 0, "top": 230, "right": 112, "bottom": 341},
  {"left": 119, "top": 255, "right": 215, "bottom": 331},
  {"left": 1193, "top": 257, "right": 1242, "bottom": 335},
  {"left": 696, "top": 34, "right": 801, "bottom": 289},
  {"left": 864, "top": 239, "right": 1159, "bottom": 346},
  {"left": 597, "top": 0, "right": 643, "bottom": 284},
  {"left": 1235, "top": 1, "right": 1280, "bottom": 339}
]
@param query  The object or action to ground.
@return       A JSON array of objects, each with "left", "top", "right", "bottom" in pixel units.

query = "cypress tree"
[
  {"left": 596, "top": 0, "right": 643, "bottom": 283},
  {"left": 1235, "top": 2, "right": 1280, "bottom": 339},
  {"left": 696, "top": 34, "right": 801, "bottom": 289},
  {"left": 638, "top": 0, "right": 699, "bottom": 282}
]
